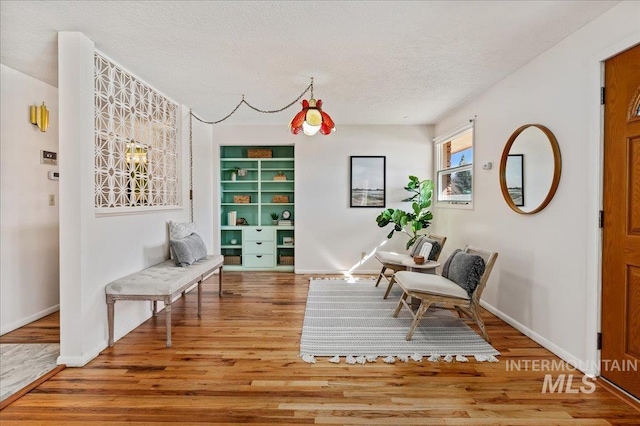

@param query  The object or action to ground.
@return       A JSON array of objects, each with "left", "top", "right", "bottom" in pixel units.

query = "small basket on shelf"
[
  {"left": 279, "top": 255, "right": 294, "bottom": 265},
  {"left": 234, "top": 195, "right": 251, "bottom": 203},
  {"left": 247, "top": 149, "right": 272, "bottom": 158},
  {"left": 273, "top": 171, "right": 287, "bottom": 181},
  {"left": 224, "top": 255, "right": 242, "bottom": 265},
  {"left": 272, "top": 195, "right": 290, "bottom": 203}
]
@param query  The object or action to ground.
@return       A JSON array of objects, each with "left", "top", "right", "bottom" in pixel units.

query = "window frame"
[{"left": 433, "top": 121, "right": 475, "bottom": 209}]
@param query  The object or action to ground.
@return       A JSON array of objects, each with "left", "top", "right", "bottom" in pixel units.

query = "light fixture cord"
[
  {"left": 189, "top": 109, "right": 194, "bottom": 222},
  {"left": 191, "top": 79, "right": 314, "bottom": 125}
]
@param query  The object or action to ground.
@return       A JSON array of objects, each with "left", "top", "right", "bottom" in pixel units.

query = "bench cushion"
[
  {"left": 394, "top": 270, "right": 469, "bottom": 300},
  {"left": 375, "top": 251, "right": 412, "bottom": 265},
  {"left": 106, "top": 255, "right": 223, "bottom": 296}
]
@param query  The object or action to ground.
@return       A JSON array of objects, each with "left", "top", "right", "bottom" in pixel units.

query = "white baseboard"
[
  {"left": 57, "top": 292, "right": 197, "bottom": 367},
  {"left": 58, "top": 309, "right": 161, "bottom": 367},
  {"left": 57, "top": 341, "right": 105, "bottom": 367},
  {"left": 480, "top": 300, "right": 592, "bottom": 375},
  {"left": 0, "top": 304, "right": 60, "bottom": 335}
]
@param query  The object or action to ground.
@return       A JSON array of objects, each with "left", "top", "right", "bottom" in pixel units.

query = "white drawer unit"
[
  {"left": 241, "top": 227, "right": 275, "bottom": 269},
  {"left": 243, "top": 254, "right": 275, "bottom": 268},
  {"left": 244, "top": 240, "right": 274, "bottom": 255},
  {"left": 244, "top": 227, "right": 274, "bottom": 242}
]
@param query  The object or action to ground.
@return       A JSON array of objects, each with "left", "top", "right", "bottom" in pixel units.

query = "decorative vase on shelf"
[
  {"left": 230, "top": 172, "right": 237, "bottom": 181},
  {"left": 227, "top": 211, "right": 237, "bottom": 226}
]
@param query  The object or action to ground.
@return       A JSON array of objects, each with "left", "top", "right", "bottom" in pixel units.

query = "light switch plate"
[{"left": 41, "top": 150, "right": 57, "bottom": 165}]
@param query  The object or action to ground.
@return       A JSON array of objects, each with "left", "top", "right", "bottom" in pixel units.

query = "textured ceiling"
[{"left": 1, "top": 1, "right": 617, "bottom": 125}]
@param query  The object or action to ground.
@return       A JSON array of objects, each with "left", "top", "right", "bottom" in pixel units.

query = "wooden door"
[{"left": 602, "top": 44, "right": 640, "bottom": 398}]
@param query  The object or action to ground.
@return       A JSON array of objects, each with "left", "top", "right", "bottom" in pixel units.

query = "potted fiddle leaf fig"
[{"left": 375, "top": 176, "right": 434, "bottom": 250}]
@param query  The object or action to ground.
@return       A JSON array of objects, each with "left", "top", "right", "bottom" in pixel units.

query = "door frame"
[{"left": 586, "top": 33, "right": 640, "bottom": 378}]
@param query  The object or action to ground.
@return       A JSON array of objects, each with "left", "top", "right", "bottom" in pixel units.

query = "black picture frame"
[
  {"left": 506, "top": 154, "right": 525, "bottom": 207},
  {"left": 350, "top": 156, "right": 386, "bottom": 208}
]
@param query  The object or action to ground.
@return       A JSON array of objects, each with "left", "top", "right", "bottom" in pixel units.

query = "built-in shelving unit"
[{"left": 220, "top": 146, "right": 294, "bottom": 271}]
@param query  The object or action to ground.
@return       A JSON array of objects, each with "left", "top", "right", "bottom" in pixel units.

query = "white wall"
[
  {"left": 58, "top": 33, "right": 213, "bottom": 366},
  {"left": 211, "top": 125, "right": 433, "bottom": 274},
  {"left": 432, "top": 1, "right": 640, "bottom": 372},
  {"left": 190, "top": 114, "right": 214, "bottom": 252},
  {"left": 0, "top": 64, "right": 60, "bottom": 334}
]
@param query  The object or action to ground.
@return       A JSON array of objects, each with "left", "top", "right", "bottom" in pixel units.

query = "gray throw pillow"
[
  {"left": 168, "top": 221, "right": 199, "bottom": 259},
  {"left": 409, "top": 236, "right": 426, "bottom": 256},
  {"left": 168, "top": 221, "right": 198, "bottom": 240},
  {"left": 422, "top": 237, "right": 442, "bottom": 261},
  {"left": 442, "top": 249, "right": 486, "bottom": 296},
  {"left": 170, "top": 238, "right": 196, "bottom": 267},
  {"left": 185, "top": 233, "right": 208, "bottom": 261}
]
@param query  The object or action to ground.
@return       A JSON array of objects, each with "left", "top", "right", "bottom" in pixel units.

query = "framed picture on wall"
[
  {"left": 350, "top": 156, "right": 386, "bottom": 208},
  {"left": 506, "top": 154, "right": 524, "bottom": 207}
]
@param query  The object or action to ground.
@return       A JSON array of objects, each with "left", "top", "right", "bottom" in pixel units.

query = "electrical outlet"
[
  {"left": 361, "top": 251, "right": 367, "bottom": 260},
  {"left": 49, "top": 194, "right": 55, "bottom": 206}
]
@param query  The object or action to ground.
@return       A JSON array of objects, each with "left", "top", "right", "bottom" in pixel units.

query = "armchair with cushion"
[
  {"left": 392, "top": 245, "right": 498, "bottom": 342},
  {"left": 374, "top": 234, "right": 446, "bottom": 299}
]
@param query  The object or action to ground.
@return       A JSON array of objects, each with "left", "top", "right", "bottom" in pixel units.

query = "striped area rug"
[{"left": 300, "top": 279, "right": 500, "bottom": 362}]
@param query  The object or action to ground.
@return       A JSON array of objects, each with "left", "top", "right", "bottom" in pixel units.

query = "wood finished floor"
[
  {"left": 0, "top": 312, "right": 60, "bottom": 344},
  {"left": 1, "top": 272, "right": 638, "bottom": 425}
]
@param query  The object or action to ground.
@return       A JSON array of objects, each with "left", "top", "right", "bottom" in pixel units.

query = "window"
[
  {"left": 435, "top": 123, "right": 474, "bottom": 205},
  {"left": 94, "top": 52, "right": 180, "bottom": 212}
]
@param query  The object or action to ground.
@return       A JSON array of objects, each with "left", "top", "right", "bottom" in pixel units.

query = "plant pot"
[
  {"left": 272, "top": 220, "right": 278, "bottom": 225},
  {"left": 230, "top": 172, "right": 237, "bottom": 181}
]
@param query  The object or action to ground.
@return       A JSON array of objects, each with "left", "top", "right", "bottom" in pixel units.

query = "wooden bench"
[{"left": 105, "top": 255, "right": 224, "bottom": 348}]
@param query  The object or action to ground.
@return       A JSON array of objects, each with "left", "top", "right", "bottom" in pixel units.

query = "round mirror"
[{"left": 499, "top": 124, "right": 561, "bottom": 214}]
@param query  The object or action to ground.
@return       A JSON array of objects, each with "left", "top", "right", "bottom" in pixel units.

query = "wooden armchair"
[
  {"left": 374, "top": 234, "right": 447, "bottom": 299},
  {"left": 392, "top": 245, "right": 498, "bottom": 342}
]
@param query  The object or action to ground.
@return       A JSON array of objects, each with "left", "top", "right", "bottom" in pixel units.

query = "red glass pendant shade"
[{"left": 289, "top": 98, "right": 336, "bottom": 136}]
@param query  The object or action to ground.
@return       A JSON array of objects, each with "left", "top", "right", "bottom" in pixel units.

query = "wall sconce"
[{"left": 30, "top": 102, "right": 49, "bottom": 132}]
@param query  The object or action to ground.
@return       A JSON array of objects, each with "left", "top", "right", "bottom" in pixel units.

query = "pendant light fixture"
[
  {"left": 191, "top": 77, "right": 336, "bottom": 136},
  {"left": 288, "top": 78, "right": 336, "bottom": 136}
]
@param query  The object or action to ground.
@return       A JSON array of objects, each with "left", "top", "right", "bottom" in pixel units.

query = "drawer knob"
[
  {"left": 256, "top": 242, "right": 262, "bottom": 245},
  {"left": 256, "top": 255, "right": 262, "bottom": 258},
  {"left": 256, "top": 229, "right": 262, "bottom": 232}
]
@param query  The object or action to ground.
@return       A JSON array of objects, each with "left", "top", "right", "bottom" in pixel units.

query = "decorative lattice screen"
[{"left": 94, "top": 53, "right": 179, "bottom": 209}]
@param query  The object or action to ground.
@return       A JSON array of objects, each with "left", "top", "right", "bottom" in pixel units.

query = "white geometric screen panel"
[{"left": 94, "top": 53, "right": 180, "bottom": 209}]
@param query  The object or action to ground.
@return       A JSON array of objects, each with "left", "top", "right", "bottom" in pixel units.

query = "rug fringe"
[
  {"left": 301, "top": 353, "right": 499, "bottom": 364},
  {"left": 301, "top": 354, "right": 316, "bottom": 364},
  {"left": 310, "top": 276, "right": 377, "bottom": 282}
]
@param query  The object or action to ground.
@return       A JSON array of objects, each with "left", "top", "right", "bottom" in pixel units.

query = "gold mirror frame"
[{"left": 499, "top": 124, "right": 562, "bottom": 215}]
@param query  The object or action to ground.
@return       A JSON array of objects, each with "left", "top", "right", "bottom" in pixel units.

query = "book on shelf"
[{"left": 278, "top": 220, "right": 293, "bottom": 226}]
